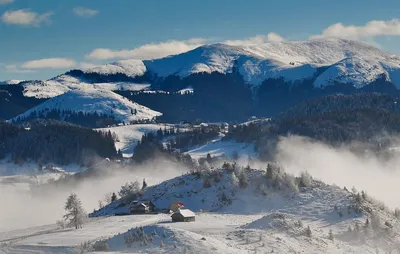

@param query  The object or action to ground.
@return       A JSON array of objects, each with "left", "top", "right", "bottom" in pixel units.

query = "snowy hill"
[
  {"left": 2, "top": 167, "right": 398, "bottom": 253},
  {"left": 86, "top": 167, "right": 400, "bottom": 253},
  {"left": 10, "top": 88, "right": 162, "bottom": 125}
]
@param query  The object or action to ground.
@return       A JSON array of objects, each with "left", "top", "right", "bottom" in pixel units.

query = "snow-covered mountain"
[
  {"left": 11, "top": 88, "right": 162, "bottom": 124},
  {"left": 63, "top": 38, "right": 399, "bottom": 89},
  {"left": 4, "top": 38, "right": 400, "bottom": 123},
  {"left": 10, "top": 38, "right": 400, "bottom": 97}
]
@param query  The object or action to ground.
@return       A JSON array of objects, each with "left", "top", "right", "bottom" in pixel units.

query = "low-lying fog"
[
  {"left": 2, "top": 136, "right": 400, "bottom": 233},
  {"left": 276, "top": 135, "right": 400, "bottom": 210},
  {"left": 0, "top": 159, "right": 187, "bottom": 233}
]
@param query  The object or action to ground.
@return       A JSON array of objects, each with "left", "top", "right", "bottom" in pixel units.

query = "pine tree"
[
  {"left": 365, "top": 218, "right": 370, "bottom": 228},
  {"left": 305, "top": 226, "right": 312, "bottom": 237},
  {"left": 394, "top": 208, "right": 400, "bottom": 219},
  {"left": 354, "top": 222, "right": 360, "bottom": 233},
  {"left": 266, "top": 163, "right": 274, "bottom": 179},
  {"left": 361, "top": 191, "right": 367, "bottom": 200},
  {"left": 206, "top": 153, "right": 212, "bottom": 164},
  {"left": 142, "top": 178, "right": 148, "bottom": 190},
  {"left": 63, "top": 193, "right": 86, "bottom": 229},
  {"left": 238, "top": 170, "right": 248, "bottom": 188},
  {"left": 111, "top": 192, "right": 117, "bottom": 202},
  {"left": 328, "top": 229, "right": 334, "bottom": 241}
]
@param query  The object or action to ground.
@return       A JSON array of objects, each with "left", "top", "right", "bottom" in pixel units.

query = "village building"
[
  {"left": 171, "top": 209, "right": 196, "bottom": 222},
  {"left": 129, "top": 200, "right": 155, "bottom": 214}
]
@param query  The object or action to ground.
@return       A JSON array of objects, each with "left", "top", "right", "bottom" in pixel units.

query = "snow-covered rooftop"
[{"left": 173, "top": 209, "right": 196, "bottom": 218}]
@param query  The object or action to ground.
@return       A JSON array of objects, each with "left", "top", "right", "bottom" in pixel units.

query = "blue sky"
[{"left": 1, "top": 0, "right": 400, "bottom": 80}]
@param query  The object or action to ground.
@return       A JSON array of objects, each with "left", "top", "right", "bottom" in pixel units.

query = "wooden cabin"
[
  {"left": 129, "top": 200, "right": 155, "bottom": 214},
  {"left": 171, "top": 209, "right": 196, "bottom": 222}
]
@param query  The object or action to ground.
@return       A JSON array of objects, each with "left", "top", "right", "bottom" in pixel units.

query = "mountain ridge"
[{"left": 4, "top": 38, "right": 400, "bottom": 123}]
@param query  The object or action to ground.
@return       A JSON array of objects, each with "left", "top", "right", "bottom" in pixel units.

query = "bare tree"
[{"left": 103, "top": 192, "right": 113, "bottom": 204}]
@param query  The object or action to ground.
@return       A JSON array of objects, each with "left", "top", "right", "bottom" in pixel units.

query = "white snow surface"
[
  {"left": 22, "top": 75, "right": 150, "bottom": 99},
  {"left": 84, "top": 59, "right": 146, "bottom": 77},
  {"left": 2, "top": 169, "right": 400, "bottom": 253},
  {"left": 145, "top": 38, "right": 400, "bottom": 88},
  {"left": 185, "top": 138, "right": 257, "bottom": 160},
  {"left": 11, "top": 88, "right": 162, "bottom": 123}
]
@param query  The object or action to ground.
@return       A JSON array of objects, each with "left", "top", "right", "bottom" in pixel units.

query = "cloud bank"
[
  {"left": 86, "top": 38, "right": 207, "bottom": 60},
  {"left": 311, "top": 19, "right": 400, "bottom": 40},
  {"left": 224, "top": 32, "right": 286, "bottom": 46},
  {"left": 86, "top": 33, "right": 287, "bottom": 61},
  {"left": 1, "top": 9, "right": 53, "bottom": 26},
  {"left": 21, "top": 58, "right": 76, "bottom": 69}
]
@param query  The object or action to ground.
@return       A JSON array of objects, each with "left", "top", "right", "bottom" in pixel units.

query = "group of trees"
[
  {"left": 13, "top": 109, "right": 119, "bottom": 128},
  {"left": 132, "top": 125, "right": 220, "bottom": 164},
  {"left": 0, "top": 119, "right": 118, "bottom": 165},
  {"left": 117, "top": 72, "right": 254, "bottom": 123},
  {"left": 118, "top": 178, "right": 148, "bottom": 203},
  {"left": 224, "top": 93, "right": 400, "bottom": 161}
]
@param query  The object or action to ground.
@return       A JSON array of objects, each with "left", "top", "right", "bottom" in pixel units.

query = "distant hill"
[{"left": 11, "top": 88, "right": 162, "bottom": 128}]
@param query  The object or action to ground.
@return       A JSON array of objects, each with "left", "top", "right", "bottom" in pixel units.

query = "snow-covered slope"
[
  {"left": 1, "top": 167, "right": 400, "bottom": 253},
  {"left": 84, "top": 59, "right": 146, "bottom": 78},
  {"left": 0, "top": 80, "right": 23, "bottom": 85},
  {"left": 11, "top": 88, "right": 162, "bottom": 123},
  {"left": 21, "top": 75, "right": 150, "bottom": 99},
  {"left": 145, "top": 38, "right": 400, "bottom": 88},
  {"left": 185, "top": 137, "right": 257, "bottom": 160},
  {"left": 97, "top": 124, "right": 175, "bottom": 157}
]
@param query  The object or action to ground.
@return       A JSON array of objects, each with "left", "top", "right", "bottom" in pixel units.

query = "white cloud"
[
  {"left": 311, "top": 19, "right": 400, "bottom": 40},
  {"left": 266, "top": 32, "right": 286, "bottom": 42},
  {"left": 1, "top": 9, "right": 53, "bottom": 26},
  {"left": 21, "top": 58, "right": 76, "bottom": 69},
  {"left": 86, "top": 38, "right": 207, "bottom": 60},
  {"left": 80, "top": 62, "right": 99, "bottom": 70},
  {"left": 0, "top": 0, "right": 14, "bottom": 5},
  {"left": 3, "top": 64, "right": 34, "bottom": 73},
  {"left": 224, "top": 32, "right": 286, "bottom": 46},
  {"left": 73, "top": 7, "right": 98, "bottom": 18},
  {"left": 85, "top": 33, "right": 287, "bottom": 61}
]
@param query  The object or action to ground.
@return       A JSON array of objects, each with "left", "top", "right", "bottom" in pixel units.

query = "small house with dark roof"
[
  {"left": 171, "top": 209, "right": 196, "bottom": 222},
  {"left": 129, "top": 200, "right": 155, "bottom": 214}
]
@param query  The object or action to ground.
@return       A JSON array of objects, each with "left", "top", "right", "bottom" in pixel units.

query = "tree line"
[{"left": 0, "top": 119, "right": 118, "bottom": 165}]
